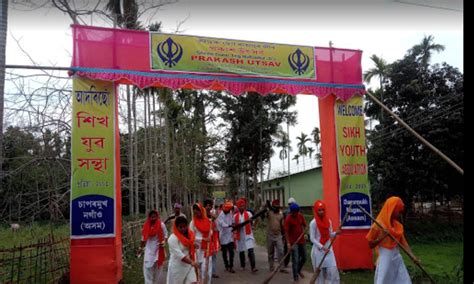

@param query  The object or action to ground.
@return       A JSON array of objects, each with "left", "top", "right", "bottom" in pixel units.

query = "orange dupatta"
[
  {"left": 141, "top": 211, "right": 166, "bottom": 267},
  {"left": 366, "top": 196, "right": 407, "bottom": 251},
  {"left": 173, "top": 220, "right": 196, "bottom": 262},
  {"left": 192, "top": 203, "right": 212, "bottom": 254},
  {"left": 313, "top": 200, "right": 330, "bottom": 246}
]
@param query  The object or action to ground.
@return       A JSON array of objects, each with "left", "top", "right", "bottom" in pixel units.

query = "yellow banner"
[
  {"left": 151, "top": 33, "right": 316, "bottom": 79},
  {"left": 71, "top": 77, "right": 116, "bottom": 238},
  {"left": 335, "top": 96, "right": 372, "bottom": 228}
]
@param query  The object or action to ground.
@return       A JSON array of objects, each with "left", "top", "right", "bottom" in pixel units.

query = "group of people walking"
[{"left": 138, "top": 196, "right": 419, "bottom": 284}]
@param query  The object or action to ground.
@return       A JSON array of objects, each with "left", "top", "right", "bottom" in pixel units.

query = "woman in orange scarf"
[
  {"left": 166, "top": 216, "right": 200, "bottom": 284},
  {"left": 189, "top": 203, "right": 213, "bottom": 283},
  {"left": 366, "top": 196, "right": 418, "bottom": 284},
  {"left": 139, "top": 210, "right": 168, "bottom": 284},
  {"left": 309, "top": 200, "right": 341, "bottom": 284}
]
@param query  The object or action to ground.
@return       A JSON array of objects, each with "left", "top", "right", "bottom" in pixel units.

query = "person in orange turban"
[
  {"left": 216, "top": 200, "right": 236, "bottom": 273},
  {"left": 233, "top": 198, "right": 258, "bottom": 272},
  {"left": 366, "top": 196, "right": 419, "bottom": 284}
]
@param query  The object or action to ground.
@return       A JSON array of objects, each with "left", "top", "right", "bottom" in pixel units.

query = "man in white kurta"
[
  {"left": 310, "top": 200, "right": 340, "bottom": 284},
  {"left": 233, "top": 198, "right": 257, "bottom": 272},
  {"left": 165, "top": 203, "right": 187, "bottom": 227},
  {"left": 167, "top": 217, "right": 198, "bottom": 284},
  {"left": 217, "top": 201, "right": 236, "bottom": 273}
]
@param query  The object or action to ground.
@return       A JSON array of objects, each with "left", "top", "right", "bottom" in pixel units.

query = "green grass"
[
  {"left": 404, "top": 242, "right": 463, "bottom": 283},
  {"left": 253, "top": 219, "right": 464, "bottom": 283},
  {"left": 0, "top": 222, "right": 69, "bottom": 248},
  {"left": 122, "top": 249, "right": 145, "bottom": 283}
]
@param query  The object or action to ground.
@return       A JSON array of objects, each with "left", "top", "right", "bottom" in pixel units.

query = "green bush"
[{"left": 404, "top": 217, "right": 463, "bottom": 244}]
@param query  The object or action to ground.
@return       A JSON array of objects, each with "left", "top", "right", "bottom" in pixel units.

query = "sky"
[{"left": 5, "top": 0, "right": 463, "bottom": 177}]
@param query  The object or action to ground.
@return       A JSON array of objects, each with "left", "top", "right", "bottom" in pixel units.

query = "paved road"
[{"left": 211, "top": 245, "right": 312, "bottom": 284}]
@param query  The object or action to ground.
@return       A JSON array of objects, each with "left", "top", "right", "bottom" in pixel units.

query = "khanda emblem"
[
  {"left": 157, "top": 37, "right": 183, "bottom": 68},
  {"left": 288, "top": 48, "right": 310, "bottom": 75}
]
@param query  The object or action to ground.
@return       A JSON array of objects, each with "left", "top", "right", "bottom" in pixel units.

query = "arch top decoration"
[{"left": 71, "top": 24, "right": 365, "bottom": 99}]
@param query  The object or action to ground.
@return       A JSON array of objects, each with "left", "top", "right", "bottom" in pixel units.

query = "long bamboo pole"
[
  {"left": 365, "top": 91, "right": 463, "bottom": 175},
  {"left": 262, "top": 231, "right": 305, "bottom": 284}
]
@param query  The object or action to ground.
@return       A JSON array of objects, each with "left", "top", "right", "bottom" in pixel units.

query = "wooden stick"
[
  {"left": 309, "top": 203, "right": 353, "bottom": 283},
  {"left": 232, "top": 208, "right": 268, "bottom": 232},
  {"left": 357, "top": 204, "right": 436, "bottom": 284},
  {"left": 262, "top": 231, "right": 305, "bottom": 284},
  {"left": 194, "top": 262, "right": 201, "bottom": 284},
  {"left": 203, "top": 227, "right": 213, "bottom": 284},
  {"left": 365, "top": 91, "right": 463, "bottom": 175}
]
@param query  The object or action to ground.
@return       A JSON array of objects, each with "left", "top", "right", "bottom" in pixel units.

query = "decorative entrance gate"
[{"left": 69, "top": 24, "right": 372, "bottom": 283}]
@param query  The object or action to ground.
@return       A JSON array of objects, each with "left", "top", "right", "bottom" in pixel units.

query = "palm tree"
[
  {"left": 311, "top": 127, "right": 322, "bottom": 166},
  {"left": 106, "top": 0, "right": 142, "bottom": 29},
  {"left": 363, "top": 54, "right": 390, "bottom": 91},
  {"left": 364, "top": 55, "right": 390, "bottom": 120},
  {"left": 307, "top": 147, "right": 315, "bottom": 167},
  {"left": 274, "top": 127, "right": 291, "bottom": 174},
  {"left": 292, "top": 154, "right": 300, "bottom": 172},
  {"left": 296, "top": 132, "right": 311, "bottom": 170},
  {"left": 410, "top": 35, "right": 445, "bottom": 68}
]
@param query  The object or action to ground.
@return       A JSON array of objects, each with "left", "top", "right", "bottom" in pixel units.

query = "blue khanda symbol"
[
  {"left": 288, "top": 48, "right": 310, "bottom": 75},
  {"left": 157, "top": 37, "right": 183, "bottom": 68}
]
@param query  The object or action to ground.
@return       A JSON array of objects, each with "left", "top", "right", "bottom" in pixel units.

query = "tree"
[
  {"left": 311, "top": 127, "right": 322, "bottom": 166},
  {"left": 220, "top": 93, "right": 296, "bottom": 208},
  {"left": 0, "top": 0, "right": 7, "bottom": 188},
  {"left": 275, "top": 128, "right": 291, "bottom": 174},
  {"left": 307, "top": 147, "right": 315, "bottom": 167},
  {"left": 409, "top": 35, "right": 445, "bottom": 69},
  {"left": 366, "top": 36, "right": 463, "bottom": 212},
  {"left": 296, "top": 132, "right": 310, "bottom": 170},
  {"left": 292, "top": 154, "right": 300, "bottom": 172},
  {"left": 364, "top": 55, "right": 391, "bottom": 120},
  {"left": 364, "top": 55, "right": 391, "bottom": 90}
]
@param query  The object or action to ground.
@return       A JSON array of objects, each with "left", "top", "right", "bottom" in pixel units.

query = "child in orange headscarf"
[
  {"left": 309, "top": 200, "right": 341, "bottom": 284},
  {"left": 139, "top": 210, "right": 168, "bottom": 284},
  {"left": 366, "top": 196, "right": 419, "bottom": 284}
]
